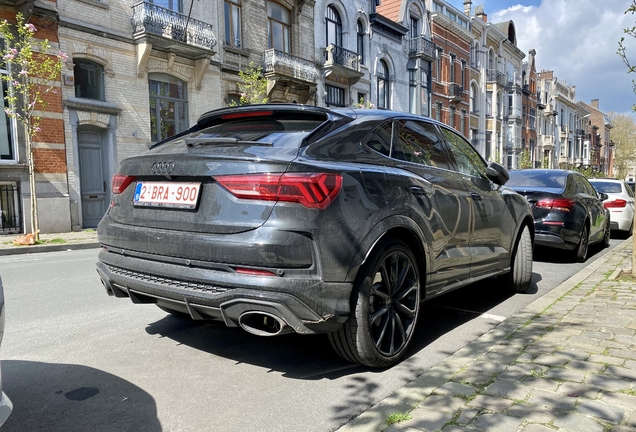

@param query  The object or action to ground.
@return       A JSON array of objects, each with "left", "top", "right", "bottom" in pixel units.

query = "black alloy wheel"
[
  {"left": 498, "top": 225, "right": 533, "bottom": 293},
  {"left": 575, "top": 224, "right": 590, "bottom": 262},
  {"left": 328, "top": 238, "right": 421, "bottom": 368}
]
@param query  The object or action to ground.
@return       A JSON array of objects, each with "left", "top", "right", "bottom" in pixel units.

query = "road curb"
[
  {"left": 0, "top": 242, "right": 100, "bottom": 256},
  {"left": 337, "top": 239, "right": 632, "bottom": 432}
]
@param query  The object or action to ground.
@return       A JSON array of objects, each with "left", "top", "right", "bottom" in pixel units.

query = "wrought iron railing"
[
  {"left": 0, "top": 183, "right": 21, "bottom": 234},
  {"left": 448, "top": 83, "right": 463, "bottom": 98},
  {"left": 131, "top": 2, "right": 217, "bottom": 51},
  {"left": 486, "top": 69, "right": 506, "bottom": 86},
  {"left": 407, "top": 36, "right": 436, "bottom": 59},
  {"left": 262, "top": 49, "right": 319, "bottom": 83},
  {"left": 325, "top": 44, "right": 360, "bottom": 71}
]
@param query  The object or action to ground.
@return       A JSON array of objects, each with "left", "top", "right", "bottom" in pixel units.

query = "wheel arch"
[{"left": 345, "top": 216, "right": 429, "bottom": 294}]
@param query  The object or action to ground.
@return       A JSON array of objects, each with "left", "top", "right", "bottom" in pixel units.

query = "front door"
[{"left": 78, "top": 130, "right": 107, "bottom": 228}]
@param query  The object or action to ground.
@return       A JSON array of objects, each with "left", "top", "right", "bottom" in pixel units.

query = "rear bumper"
[
  {"left": 533, "top": 225, "right": 579, "bottom": 250},
  {"left": 96, "top": 251, "right": 352, "bottom": 334}
]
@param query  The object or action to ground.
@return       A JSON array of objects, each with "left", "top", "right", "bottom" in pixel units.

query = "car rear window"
[
  {"left": 507, "top": 171, "right": 567, "bottom": 189},
  {"left": 589, "top": 181, "right": 622, "bottom": 193}
]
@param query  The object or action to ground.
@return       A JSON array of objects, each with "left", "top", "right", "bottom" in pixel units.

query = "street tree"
[
  {"left": 619, "top": 0, "right": 636, "bottom": 110},
  {"left": 608, "top": 112, "right": 636, "bottom": 179},
  {"left": 0, "top": 13, "right": 65, "bottom": 241},
  {"left": 231, "top": 62, "right": 268, "bottom": 106}
]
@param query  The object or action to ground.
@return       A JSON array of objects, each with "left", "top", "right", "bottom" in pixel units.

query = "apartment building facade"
[
  {"left": 521, "top": 49, "right": 538, "bottom": 167},
  {"left": 0, "top": 0, "right": 68, "bottom": 234},
  {"left": 580, "top": 99, "right": 614, "bottom": 176}
]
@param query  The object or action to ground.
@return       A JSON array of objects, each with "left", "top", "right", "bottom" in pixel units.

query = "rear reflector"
[
  {"left": 235, "top": 267, "right": 277, "bottom": 277},
  {"left": 111, "top": 174, "right": 136, "bottom": 194},
  {"left": 604, "top": 199, "right": 627, "bottom": 209},
  {"left": 214, "top": 173, "right": 343, "bottom": 209},
  {"left": 536, "top": 198, "right": 574, "bottom": 212}
]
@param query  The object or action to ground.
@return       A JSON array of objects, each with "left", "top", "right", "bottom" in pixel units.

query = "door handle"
[
  {"left": 471, "top": 193, "right": 483, "bottom": 201},
  {"left": 409, "top": 186, "right": 429, "bottom": 196}
]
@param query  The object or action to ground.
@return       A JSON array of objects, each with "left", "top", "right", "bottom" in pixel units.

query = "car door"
[
  {"left": 390, "top": 119, "right": 472, "bottom": 294},
  {"left": 574, "top": 174, "right": 606, "bottom": 243},
  {"left": 437, "top": 126, "right": 511, "bottom": 277}
]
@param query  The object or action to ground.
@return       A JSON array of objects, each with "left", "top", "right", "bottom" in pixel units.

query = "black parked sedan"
[
  {"left": 506, "top": 169, "right": 610, "bottom": 262},
  {"left": 96, "top": 104, "right": 534, "bottom": 368}
]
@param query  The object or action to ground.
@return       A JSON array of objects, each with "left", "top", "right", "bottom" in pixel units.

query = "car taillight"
[
  {"left": 214, "top": 173, "right": 343, "bottom": 209},
  {"left": 604, "top": 199, "right": 627, "bottom": 209},
  {"left": 536, "top": 198, "right": 575, "bottom": 212},
  {"left": 111, "top": 174, "right": 136, "bottom": 194}
]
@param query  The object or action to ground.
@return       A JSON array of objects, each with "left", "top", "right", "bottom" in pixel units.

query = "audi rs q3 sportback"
[{"left": 96, "top": 104, "right": 534, "bottom": 368}]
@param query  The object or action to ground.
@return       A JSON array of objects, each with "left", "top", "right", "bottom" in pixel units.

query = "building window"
[
  {"left": 151, "top": 0, "right": 181, "bottom": 12},
  {"left": 326, "top": 5, "right": 342, "bottom": 48},
  {"left": 377, "top": 60, "right": 390, "bottom": 109},
  {"left": 409, "top": 69, "right": 417, "bottom": 114},
  {"left": 224, "top": 0, "right": 242, "bottom": 48},
  {"left": 460, "top": 109, "right": 466, "bottom": 135},
  {"left": 357, "top": 20, "right": 365, "bottom": 65},
  {"left": 461, "top": 60, "right": 466, "bottom": 87},
  {"left": 148, "top": 74, "right": 188, "bottom": 143},
  {"left": 529, "top": 108, "right": 536, "bottom": 130},
  {"left": 449, "top": 105, "right": 455, "bottom": 128},
  {"left": 449, "top": 53, "right": 456, "bottom": 83},
  {"left": 268, "top": 2, "right": 291, "bottom": 53},
  {"left": 470, "top": 83, "right": 478, "bottom": 113},
  {"left": 436, "top": 102, "right": 442, "bottom": 121},
  {"left": 0, "top": 182, "right": 21, "bottom": 233},
  {"left": 0, "top": 65, "right": 15, "bottom": 161},
  {"left": 421, "top": 67, "right": 430, "bottom": 117},
  {"left": 325, "top": 84, "right": 345, "bottom": 107},
  {"left": 435, "top": 48, "right": 443, "bottom": 82},
  {"left": 508, "top": 94, "right": 513, "bottom": 117},
  {"left": 74, "top": 59, "right": 105, "bottom": 101},
  {"left": 486, "top": 91, "right": 492, "bottom": 117}
]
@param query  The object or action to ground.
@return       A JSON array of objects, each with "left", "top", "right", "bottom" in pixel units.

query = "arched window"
[
  {"left": 148, "top": 73, "right": 189, "bottom": 143},
  {"left": 326, "top": 5, "right": 342, "bottom": 48},
  {"left": 268, "top": 1, "right": 291, "bottom": 53},
  {"left": 488, "top": 50, "right": 494, "bottom": 71},
  {"left": 357, "top": 20, "right": 365, "bottom": 65},
  {"left": 377, "top": 60, "right": 390, "bottom": 109},
  {"left": 74, "top": 59, "right": 105, "bottom": 101},
  {"left": 470, "top": 83, "right": 478, "bottom": 113}
]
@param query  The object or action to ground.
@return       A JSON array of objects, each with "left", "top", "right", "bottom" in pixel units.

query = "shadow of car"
[
  {"left": 506, "top": 169, "right": 610, "bottom": 262},
  {"left": 96, "top": 104, "right": 534, "bottom": 368}
]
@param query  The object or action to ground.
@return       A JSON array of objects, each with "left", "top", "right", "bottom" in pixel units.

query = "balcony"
[
  {"left": 262, "top": 49, "right": 319, "bottom": 104},
  {"left": 486, "top": 69, "right": 506, "bottom": 86},
  {"left": 575, "top": 129, "right": 586, "bottom": 136},
  {"left": 322, "top": 44, "right": 364, "bottom": 85},
  {"left": 448, "top": 83, "right": 463, "bottom": 102},
  {"left": 407, "top": 36, "right": 436, "bottom": 61},
  {"left": 539, "top": 135, "right": 555, "bottom": 150},
  {"left": 131, "top": 2, "right": 217, "bottom": 57}
]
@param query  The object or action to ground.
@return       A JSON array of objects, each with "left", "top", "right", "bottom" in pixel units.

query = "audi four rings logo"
[{"left": 151, "top": 161, "right": 175, "bottom": 174}]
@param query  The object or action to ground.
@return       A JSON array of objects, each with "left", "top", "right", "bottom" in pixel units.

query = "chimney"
[
  {"left": 464, "top": 0, "right": 472, "bottom": 16},
  {"left": 591, "top": 99, "right": 599, "bottom": 109},
  {"left": 475, "top": 5, "right": 487, "bottom": 22}
]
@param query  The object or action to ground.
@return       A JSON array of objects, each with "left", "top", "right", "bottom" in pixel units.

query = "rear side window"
[
  {"left": 392, "top": 120, "right": 450, "bottom": 170},
  {"left": 439, "top": 127, "right": 487, "bottom": 178},
  {"left": 574, "top": 175, "right": 596, "bottom": 196},
  {"left": 364, "top": 121, "right": 392, "bottom": 157},
  {"left": 589, "top": 181, "right": 622, "bottom": 194}
]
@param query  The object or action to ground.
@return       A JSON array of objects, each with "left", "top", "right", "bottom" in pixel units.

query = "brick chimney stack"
[
  {"left": 591, "top": 99, "right": 600, "bottom": 109},
  {"left": 475, "top": 5, "right": 487, "bottom": 22}
]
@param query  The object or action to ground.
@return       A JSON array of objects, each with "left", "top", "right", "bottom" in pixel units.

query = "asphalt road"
[{"left": 0, "top": 237, "right": 625, "bottom": 432}]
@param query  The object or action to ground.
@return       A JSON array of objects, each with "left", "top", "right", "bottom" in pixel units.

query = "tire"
[
  {"left": 498, "top": 225, "right": 533, "bottom": 293},
  {"left": 328, "top": 238, "right": 421, "bottom": 368},
  {"left": 156, "top": 304, "right": 191, "bottom": 319},
  {"left": 575, "top": 223, "right": 590, "bottom": 263},
  {"left": 603, "top": 219, "right": 611, "bottom": 248}
]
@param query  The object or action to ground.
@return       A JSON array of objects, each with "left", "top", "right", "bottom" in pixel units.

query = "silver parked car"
[{"left": 0, "top": 276, "right": 12, "bottom": 426}]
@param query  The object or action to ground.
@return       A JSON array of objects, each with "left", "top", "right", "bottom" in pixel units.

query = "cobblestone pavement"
[{"left": 339, "top": 240, "right": 636, "bottom": 432}]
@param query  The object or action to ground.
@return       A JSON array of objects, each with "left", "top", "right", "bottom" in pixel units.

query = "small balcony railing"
[
  {"left": 131, "top": 2, "right": 217, "bottom": 51},
  {"left": 540, "top": 135, "right": 555, "bottom": 148},
  {"left": 448, "top": 83, "right": 463, "bottom": 100},
  {"left": 325, "top": 44, "right": 360, "bottom": 72},
  {"left": 407, "top": 36, "right": 436, "bottom": 60},
  {"left": 486, "top": 69, "right": 506, "bottom": 86},
  {"left": 262, "top": 49, "right": 319, "bottom": 83}
]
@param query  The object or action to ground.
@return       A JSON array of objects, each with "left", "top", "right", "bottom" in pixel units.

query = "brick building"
[{"left": 0, "top": 1, "right": 68, "bottom": 234}]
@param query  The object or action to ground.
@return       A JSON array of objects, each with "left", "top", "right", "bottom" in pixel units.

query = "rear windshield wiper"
[{"left": 185, "top": 137, "right": 273, "bottom": 147}]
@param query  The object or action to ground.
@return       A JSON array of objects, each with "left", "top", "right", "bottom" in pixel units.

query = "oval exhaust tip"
[{"left": 238, "top": 311, "right": 289, "bottom": 337}]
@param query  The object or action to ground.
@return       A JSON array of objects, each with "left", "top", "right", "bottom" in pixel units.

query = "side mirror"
[
  {"left": 598, "top": 192, "right": 608, "bottom": 201},
  {"left": 486, "top": 162, "right": 509, "bottom": 185}
]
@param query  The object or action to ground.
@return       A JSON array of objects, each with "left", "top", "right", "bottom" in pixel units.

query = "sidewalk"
[
  {"left": 0, "top": 229, "right": 99, "bottom": 256},
  {"left": 339, "top": 239, "right": 636, "bottom": 432}
]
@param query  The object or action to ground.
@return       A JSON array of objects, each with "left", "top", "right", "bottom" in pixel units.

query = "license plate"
[{"left": 133, "top": 181, "right": 201, "bottom": 209}]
